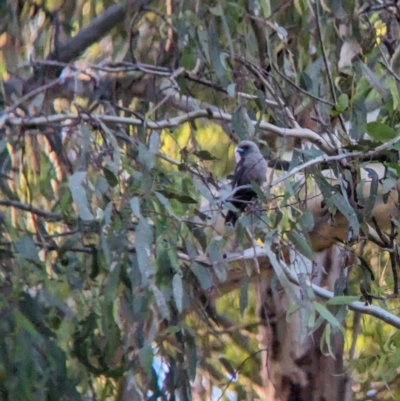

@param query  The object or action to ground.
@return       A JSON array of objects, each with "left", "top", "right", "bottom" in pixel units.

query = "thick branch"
[
  {"left": 223, "top": 246, "right": 400, "bottom": 329},
  {"left": 5, "top": 110, "right": 334, "bottom": 154},
  {"left": 184, "top": 246, "right": 400, "bottom": 330},
  {"left": 49, "top": 4, "right": 126, "bottom": 63}
]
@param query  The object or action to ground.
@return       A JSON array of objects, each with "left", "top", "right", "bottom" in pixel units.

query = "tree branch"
[
  {"left": 5, "top": 110, "right": 335, "bottom": 154},
  {"left": 0, "top": 200, "right": 64, "bottom": 221},
  {"left": 222, "top": 246, "right": 400, "bottom": 329}
]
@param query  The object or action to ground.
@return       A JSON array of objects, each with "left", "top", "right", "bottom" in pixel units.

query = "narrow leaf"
[
  {"left": 287, "top": 231, "right": 314, "bottom": 260},
  {"left": 68, "top": 172, "right": 94, "bottom": 221},
  {"left": 150, "top": 282, "right": 170, "bottom": 320},
  {"left": 172, "top": 274, "right": 183, "bottom": 312},
  {"left": 264, "top": 246, "right": 299, "bottom": 302},
  {"left": 315, "top": 302, "right": 341, "bottom": 328}
]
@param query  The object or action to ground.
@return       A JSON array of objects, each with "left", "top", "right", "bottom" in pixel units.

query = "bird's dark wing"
[{"left": 232, "top": 158, "right": 246, "bottom": 188}]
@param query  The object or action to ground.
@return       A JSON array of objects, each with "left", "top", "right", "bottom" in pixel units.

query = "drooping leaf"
[
  {"left": 172, "top": 274, "right": 183, "bottom": 312},
  {"left": 138, "top": 142, "right": 155, "bottom": 171},
  {"left": 159, "top": 189, "right": 198, "bottom": 204},
  {"left": 97, "top": 120, "right": 121, "bottom": 173},
  {"left": 315, "top": 175, "right": 359, "bottom": 237},
  {"left": 68, "top": 171, "right": 94, "bottom": 221},
  {"left": 287, "top": 230, "right": 314, "bottom": 260},
  {"left": 103, "top": 165, "right": 118, "bottom": 187},
  {"left": 135, "top": 218, "right": 155, "bottom": 280},
  {"left": 150, "top": 282, "right": 170, "bottom": 320},
  {"left": 191, "top": 262, "right": 213, "bottom": 291},
  {"left": 315, "top": 302, "right": 341, "bottom": 328},
  {"left": 15, "top": 235, "right": 40, "bottom": 263},
  {"left": 194, "top": 150, "right": 217, "bottom": 161},
  {"left": 239, "top": 276, "right": 249, "bottom": 315},
  {"left": 359, "top": 61, "right": 388, "bottom": 98},
  {"left": 219, "top": 357, "right": 236, "bottom": 378},
  {"left": 264, "top": 246, "right": 299, "bottom": 303},
  {"left": 361, "top": 168, "right": 378, "bottom": 217},
  {"left": 365, "top": 122, "right": 397, "bottom": 142}
]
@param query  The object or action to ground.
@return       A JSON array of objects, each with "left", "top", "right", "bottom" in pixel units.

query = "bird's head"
[{"left": 235, "top": 141, "right": 260, "bottom": 163}]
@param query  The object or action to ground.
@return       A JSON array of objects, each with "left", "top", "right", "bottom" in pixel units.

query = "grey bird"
[{"left": 225, "top": 140, "right": 268, "bottom": 225}]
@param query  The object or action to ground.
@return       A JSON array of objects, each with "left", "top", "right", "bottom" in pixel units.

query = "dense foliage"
[{"left": 2, "top": 0, "right": 400, "bottom": 400}]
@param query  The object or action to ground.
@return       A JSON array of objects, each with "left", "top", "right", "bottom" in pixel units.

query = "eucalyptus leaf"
[
  {"left": 150, "top": 282, "right": 170, "bottom": 320},
  {"left": 362, "top": 168, "right": 378, "bottom": 216},
  {"left": 191, "top": 262, "right": 213, "bottom": 291},
  {"left": 365, "top": 122, "right": 397, "bottom": 142},
  {"left": 287, "top": 231, "right": 314, "bottom": 260},
  {"left": 68, "top": 171, "right": 94, "bottom": 221},
  {"left": 359, "top": 61, "right": 388, "bottom": 98},
  {"left": 264, "top": 246, "right": 299, "bottom": 302},
  {"left": 135, "top": 218, "right": 155, "bottom": 280},
  {"left": 16, "top": 235, "right": 40, "bottom": 263},
  {"left": 315, "top": 175, "right": 359, "bottom": 237},
  {"left": 172, "top": 274, "right": 183, "bottom": 312},
  {"left": 148, "top": 131, "right": 160, "bottom": 155},
  {"left": 97, "top": 120, "right": 121, "bottom": 172},
  {"left": 315, "top": 302, "right": 341, "bottom": 328},
  {"left": 239, "top": 276, "right": 249, "bottom": 315},
  {"left": 138, "top": 142, "right": 155, "bottom": 171}
]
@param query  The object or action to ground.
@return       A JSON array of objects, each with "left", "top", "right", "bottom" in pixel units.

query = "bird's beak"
[{"left": 235, "top": 147, "right": 243, "bottom": 163}]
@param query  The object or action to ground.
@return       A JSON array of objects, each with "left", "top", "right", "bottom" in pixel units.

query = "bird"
[{"left": 225, "top": 140, "right": 268, "bottom": 225}]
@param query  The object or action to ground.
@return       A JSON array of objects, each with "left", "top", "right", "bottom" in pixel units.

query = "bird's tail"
[{"left": 225, "top": 210, "right": 238, "bottom": 226}]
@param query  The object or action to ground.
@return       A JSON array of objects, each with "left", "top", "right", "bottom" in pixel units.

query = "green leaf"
[
  {"left": 104, "top": 264, "right": 120, "bottom": 305},
  {"left": 138, "top": 142, "right": 155, "bottom": 171},
  {"left": 387, "top": 75, "right": 400, "bottom": 110},
  {"left": 148, "top": 131, "right": 160, "bottom": 155},
  {"left": 231, "top": 106, "right": 248, "bottom": 140},
  {"left": 260, "top": 0, "right": 271, "bottom": 18},
  {"left": 154, "top": 192, "right": 179, "bottom": 218},
  {"left": 321, "top": 324, "right": 334, "bottom": 357},
  {"left": 239, "top": 276, "right": 249, "bottom": 315},
  {"left": 219, "top": 357, "right": 236, "bottom": 378},
  {"left": 264, "top": 246, "right": 299, "bottom": 302},
  {"left": 172, "top": 274, "right": 183, "bottom": 312},
  {"left": 103, "top": 165, "right": 118, "bottom": 187},
  {"left": 361, "top": 168, "right": 378, "bottom": 217},
  {"left": 139, "top": 345, "right": 154, "bottom": 376},
  {"left": 207, "top": 17, "right": 229, "bottom": 86},
  {"left": 365, "top": 122, "right": 397, "bottom": 142},
  {"left": 150, "top": 282, "right": 170, "bottom": 320},
  {"left": 359, "top": 61, "right": 388, "bottom": 98},
  {"left": 287, "top": 231, "right": 314, "bottom": 260},
  {"left": 186, "top": 333, "right": 197, "bottom": 381},
  {"left": 193, "top": 178, "right": 214, "bottom": 201},
  {"left": 135, "top": 218, "right": 155, "bottom": 280},
  {"left": 15, "top": 235, "right": 40, "bottom": 263},
  {"left": 315, "top": 175, "right": 359, "bottom": 237},
  {"left": 194, "top": 150, "right": 217, "bottom": 160},
  {"left": 68, "top": 171, "right": 94, "bottom": 221},
  {"left": 130, "top": 197, "right": 142, "bottom": 218},
  {"left": 314, "top": 302, "right": 341, "bottom": 328},
  {"left": 298, "top": 210, "right": 315, "bottom": 232},
  {"left": 97, "top": 120, "right": 121, "bottom": 173},
  {"left": 159, "top": 189, "right": 197, "bottom": 204},
  {"left": 191, "top": 262, "right": 213, "bottom": 291},
  {"left": 336, "top": 93, "right": 349, "bottom": 113}
]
